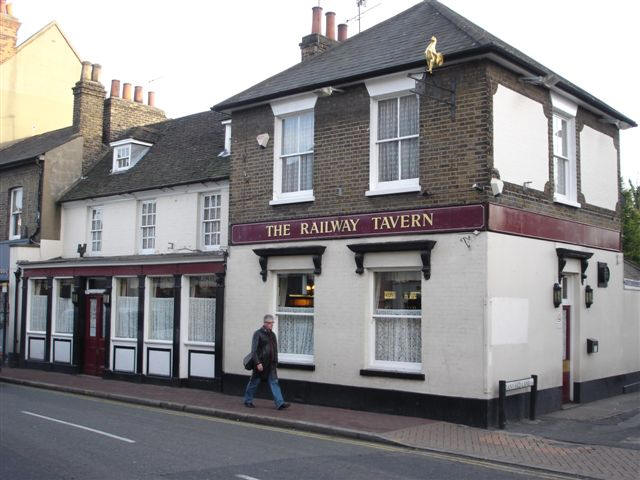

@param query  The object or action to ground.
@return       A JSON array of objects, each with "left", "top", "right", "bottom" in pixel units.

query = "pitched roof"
[
  {"left": 0, "top": 126, "right": 80, "bottom": 167},
  {"left": 16, "top": 21, "right": 82, "bottom": 62},
  {"left": 214, "top": 0, "right": 635, "bottom": 127},
  {"left": 60, "top": 110, "right": 229, "bottom": 203},
  {"left": 624, "top": 259, "right": 640, "bottom": 281}
]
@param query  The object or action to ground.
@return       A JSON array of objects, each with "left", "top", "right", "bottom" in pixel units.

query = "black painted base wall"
[
  {"left": 574, "top": 371, "right": 640, "bottom": 403},
  {"left": 222, "top": 373, "right": 561, "bottom": 428}
]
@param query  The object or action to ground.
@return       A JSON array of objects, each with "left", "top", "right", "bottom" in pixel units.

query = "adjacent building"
[{"left": 215, "top": 2, "right": 638, "bottom": 427}]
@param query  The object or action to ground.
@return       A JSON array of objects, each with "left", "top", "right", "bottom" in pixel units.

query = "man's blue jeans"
[{"left": 244, "top": 371, "right": 284, "bottom": 407}]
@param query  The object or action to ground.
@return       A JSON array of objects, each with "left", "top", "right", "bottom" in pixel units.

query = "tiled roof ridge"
[
  {"left": 427, "top": 0, "right": 483, "bottom": 47},
  {"left": 0, "top": 125, "right": 78, "bottom": 152}
]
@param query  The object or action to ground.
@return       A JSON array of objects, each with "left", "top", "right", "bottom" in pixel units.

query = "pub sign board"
[{"left": 231, "top": 204, "right": 485, "bottom": 245}]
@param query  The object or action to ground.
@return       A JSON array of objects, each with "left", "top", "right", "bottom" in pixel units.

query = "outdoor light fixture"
[
  {"left": 103, "top": 292, "right": 111, "bottom": 306},
  {"left": 71, "top": 288, "right": 79, "bottom": 305},
  {"left": 553, "top": 283, "right": 562, "bottom": 308},
  {"left": 585, "top": 285, "right": 593, "bottom": 308}
]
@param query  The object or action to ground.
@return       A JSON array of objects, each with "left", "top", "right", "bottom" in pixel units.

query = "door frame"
[
  {"left": 83, "top": 292, "right": 105, "bottom": 375},
  {"left": 561, "top": 274, "right": 576, "bottom": 402}
]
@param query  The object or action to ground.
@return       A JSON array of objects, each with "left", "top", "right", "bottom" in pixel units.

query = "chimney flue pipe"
[
  {"left": 311, "top": 6, "right": 322, "bottom": 34},
  {"left": 134, "top": 86, "right": 143, "bottom": 103},
  {"left": 325, "top": 11, "right": 336, "bottom": 40},
  {"left": 338, "top": 23, "right": 348, "bottom": 42},
  {"left": 122, "top": 83, "right": 132, "bottom": 100}
]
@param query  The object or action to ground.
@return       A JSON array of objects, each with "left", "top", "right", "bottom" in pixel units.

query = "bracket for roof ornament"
[
  {"left": 519, "top": 73, "right": 559, "bottom": 88},
  {"left": 409, "top": 72, "right": 457, "bottom": 121}
]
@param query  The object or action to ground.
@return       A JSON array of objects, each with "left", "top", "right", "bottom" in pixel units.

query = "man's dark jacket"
[{"left": 250, "top": 327, "right": 278, "bottom": 379}]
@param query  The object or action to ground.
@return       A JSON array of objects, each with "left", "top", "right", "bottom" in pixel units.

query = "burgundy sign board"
[{"left": 231, "top": 205, "right": 485, "bottom": 245}]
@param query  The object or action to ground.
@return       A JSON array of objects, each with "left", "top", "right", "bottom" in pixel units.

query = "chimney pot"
[
  {"left": 5, "top": 3, "right": 13, "bottom": 16},
  {"left": 311, "top": 6, "right": 322, "bottom": 34},
  {"left": 147, "top": 91, "right": 156, "bottom": 107},
  {"left": 134, "top": 86, "right": 143, "bottom": 103},
  {"left": 110, "top": 79, "right": 121, "bottom": 98},
  {"left": 80, "top": 61, "right": 92, "bottom": 81},
  {"left": 0, "top": 0, "right": 6, "bottom": 15},
  {"left": 338, "top": 23, "right": 348, "bottom": 42},
  {"left": 91, "top": 63, "right": 101, "bottom": 82},
  {"left": 325, "top": 11, "right": 336, "bottom": 40},
  {"left": 122, "top": 83, "right": 132, "bottom": 100}
]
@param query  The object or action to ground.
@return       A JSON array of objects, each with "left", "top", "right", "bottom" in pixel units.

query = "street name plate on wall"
[
  {"left": 232, "top": 205, "right": 485, "bottom": 244},
  {"left": 505, "top": 378, "right": 534, "bottom": 391}
]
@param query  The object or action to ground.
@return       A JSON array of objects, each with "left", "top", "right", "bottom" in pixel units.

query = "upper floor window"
[
  {"left": 202, "top": 193, "right": 221, "bottom": 250},
  {"left": 110, "top": 139, "right": 152, "bottom": 173},
  {"left": 114, "top": 145, "right": 131, "bottom": 170},
  {"left": 550, "top": 93, "right": 579, "bottom": 207},
  {"left": 365, "top": 73, "right": 421, "bottom": 196},
  {"left": 90, "top": 207, "right": 103, "bottom": 253},
  {"left": 270, "top": 93, "right": 317, "bottom": 205},
  {"left": 9, "top": 187, "right": 23, "bottom": 240},
  {"left": 140, "top": 200, "right": 156, "bottom": 253},
  {"left": 219, "top": 120, "right": 231, "bottom": 157}
]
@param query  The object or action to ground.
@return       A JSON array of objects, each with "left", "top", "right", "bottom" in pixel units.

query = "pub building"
[
  {"left": 17, "top": 105, "right": 230, "bottom": 387},
  {"left": 215, "top": 2, "right": 638, "bottom": 427}
]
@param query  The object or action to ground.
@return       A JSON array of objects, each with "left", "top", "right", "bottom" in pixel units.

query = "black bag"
[{"left": 243, "top": 353, "right": 254, "bottom": 371}]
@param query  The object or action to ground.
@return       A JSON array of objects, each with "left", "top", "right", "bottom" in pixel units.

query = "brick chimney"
[
  {"left": 0, "top": 0, "right": 20, "bottom": 63},
  {"left": 72, "top": 61, "right": 107, "bottom": 174},
  {"left": 102, "top": 80, "right": 165, "bottom": 142},
  {"left": 299, "top": 6, "right": 338, "bottom": 62}
]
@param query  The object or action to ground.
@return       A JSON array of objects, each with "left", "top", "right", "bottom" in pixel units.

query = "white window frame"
[
  {"left": 550, "top": 93, "right": 580, "bottom": 208},
  {"left": 365, "top": 72, "right": 421, "bottom": 197},
  {"left": 113, "top": 144, "right": 131, "bottom": 171},
  {"left": 89, "top": 207, "right": 103, "bottom": 254},
  {"left": 219, "top": 120, "right": 231, "bottom": 157},
  {"left": 274, "top": 272, "right": 315, "bottom": 365},
  {"left": 140, "top": 200, "right": 157, "bottom": 254},
  {"left": 28, "top": 278, "right": 48, "bottom": 334},
  {"left": 112, "top": 276, "right": 139, "bottom": 341},
  {"left": 53, "top": 277, "right": 74, "bottom": 336},
  {"left": 368, "top": 270, "right": 422, "bottom": 373},
  {"left": 9, "top": 187, "right": 23, "bottom": 240},
  {"left": 110, "top": 138, "right": 153, "bottom": 173},
  {"left": 270, "top": 93, "right": 317, "bottom": 206},
  {"left": 201, "top": 192, "right": 222, "bottom": 250}
]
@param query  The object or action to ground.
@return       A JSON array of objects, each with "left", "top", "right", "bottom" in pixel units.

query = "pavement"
[{"left": 1, "top": 367, "right": 638, "bottom": 480}]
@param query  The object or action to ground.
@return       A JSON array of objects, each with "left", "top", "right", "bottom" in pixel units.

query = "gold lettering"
[
  {"left": 283, "top": 224, "right": 290, "bottom": 236},
  {"left": 411, "top": 214, "right": 421, "bottom": 227},
  {"left": 380, "top": 217, "right": 391, "bottom": 230},
  {"left": 300, "top": 223, "right": 309, "bottom": 235},
  {"left": 387, "top": 216, "right": 399, "bottom": 229},
  {"left": 422, "top": 212, "right": 434, "bottom": 226},
  {"left": 372, "top": 217, "right": 382, "bottom": 230},
  {"left": 349, "top": 218, "right": 359, "bottom": 231},
  {"left": 400, "top": 215, "right": 410, "bottom": 228},
  {"left": 266, "top": 225, "right": 275, "bottom": 237},
  {"left": 310, "top": 223, "right": 319, "bottom": 234},
  {"left": 330, "top": 219, "right": 342, "bottom": 232}
]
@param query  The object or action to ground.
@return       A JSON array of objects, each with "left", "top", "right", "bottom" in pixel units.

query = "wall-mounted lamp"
[
  {"left": 103, "top": 292, "right": 111, "bottom": 306},
  {"left": 472, "top": 177, "right": 503, "bottom": 196},
  {"left": 585, "top": 285, "right": 593, "bottom": 308},
  {"left": 71, "top": 289, "right": 79, "bottom": 305},
  {"left": 256, "top": 133, "right": 270, "bottom": 149},
  {"left": 553, "top": 283, "right": 562, "bottom": 308}
]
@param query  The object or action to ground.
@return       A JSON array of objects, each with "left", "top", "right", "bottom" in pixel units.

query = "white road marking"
[
  {"left": 235, "top": 475, "right": 262, "bottom": 480},
  {"left": 21, "top": 411, "right": 136, "bottom": 443}
]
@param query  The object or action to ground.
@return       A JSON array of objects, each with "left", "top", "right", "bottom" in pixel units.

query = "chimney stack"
[
  {"left": 325, "top": 11, "right": 336, "bottom": 41},
  {"left": 0, "top": 0, "right": 20, "bottom": 63},
  {"left": 134, "top": 86, "right": 143, "bottom": 103},
  {"left": 147, "top": 91, "right": 155, "bottom": 107},
  {"left": 122, "top": 83, "right": 132, "bottom": 100},
  {"left": 311, "top": 6, "right": 322, "bottom": 34},
  {"left": 338, "top": 23, "right": 348, "bottom": 42},
  {"left": 110, "top": 79, "right": 120, "bottom": 98}
]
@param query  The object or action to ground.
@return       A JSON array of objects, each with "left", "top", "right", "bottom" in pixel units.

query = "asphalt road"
[{"left": 1, "top": 383, "right": 568, "bottom": 480}]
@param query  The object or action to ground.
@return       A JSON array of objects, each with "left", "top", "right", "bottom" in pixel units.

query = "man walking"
[{"left": 244, "top": 314, "right": 290, "bottom": 410}]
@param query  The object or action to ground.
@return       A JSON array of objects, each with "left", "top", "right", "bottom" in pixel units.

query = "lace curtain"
[
  {"left": 55, "top": 297, "right": 74, "bottom": 334},
  {"left": 188, "top": 297, "right": 216, "bottom": 342},
  {"left": 30, "top": 295, "right": 47, "bottom": 332},
  {"left": 281, "top": 112, "right": 314, "bottom": 193},
  {"left": 149, "top": 297, "right": 174, "bottom": 341},
  {"left": 377, "top": 95, "right": 419, "bottom": 182},
  {"left": 116, "top": 296, "right": 138, "bottom": 339},
  {"left": 277, "top": 306, "right": 314, "bottom": 356}
]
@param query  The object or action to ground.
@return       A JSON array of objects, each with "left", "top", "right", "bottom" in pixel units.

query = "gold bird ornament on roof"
[{"left": 425, "top": 36, "right": 444, "bottom": 74}]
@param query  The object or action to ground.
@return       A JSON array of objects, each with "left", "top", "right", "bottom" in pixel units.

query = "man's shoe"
[
  {"left": 244, "top": 402, "right": 255, "bottom": 408},
  {"left": 277, "top": 402, "right": 290, "bottom": 410}
]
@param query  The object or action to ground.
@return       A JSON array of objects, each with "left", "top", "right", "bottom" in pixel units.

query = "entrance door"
[
  {"left": 83, "top": 294, "right": 105, "bottom": 375},
  {"left": 562, "top": 305, "right": 571, "bottom": 403}
]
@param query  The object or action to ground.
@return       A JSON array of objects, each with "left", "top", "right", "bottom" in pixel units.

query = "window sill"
[
  {"left": 52, "top": 333, "right": 74, "bottom": 338},
  {"left": 184, "top": 341, "right": 215, "bottom": 348},
  {"left": 145, "top": 339, "right": 173, "bottom": 345},
  {"left": 360, "top": 368, "right": 425, "bottom": 380},
  {"left": 365, "top": 184, "right": 421, "bottom": 197},
  {"left": 269, "top": 194, "right": 315, "bottom": 206},
  {"left": 112, "top": 337, "right": 137, "bottom": 342},
  {"left": 140, "top": 249, "right": 157, "bottom": 255},
  {"left": 553, "top": 195, "right": 581, "bottom": 208},
  {"left": 278, "top": 362, "right": 315, "bottom": 371}
]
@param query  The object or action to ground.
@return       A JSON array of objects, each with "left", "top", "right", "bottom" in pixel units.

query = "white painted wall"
[
  {"left": 61, "top": 181, "right": 229, "bottom": 258},
  {"left": 224, "top": 232, "right": 488, "bottom": 399},
  {"left": 493, "top": 84, "right": 549, "bottom": 192},
  {"left": 580, "top": 126, "right": 619, "bottom": 210}
]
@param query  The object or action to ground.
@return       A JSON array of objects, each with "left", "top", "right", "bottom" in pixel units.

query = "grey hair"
[{"left": 263, "top": 314, "right": 274, "bottom": 322}]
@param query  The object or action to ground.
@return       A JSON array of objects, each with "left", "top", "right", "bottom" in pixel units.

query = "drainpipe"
[
  {"left": 12, "top": 268, "right": 21, "bottom": 365},
  {"left": 29, "top": 155, "right": 45, "bottom": 244}
]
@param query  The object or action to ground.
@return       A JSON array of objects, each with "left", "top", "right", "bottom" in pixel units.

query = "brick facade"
[
  {"left": 0, "top": 163, "right": 40, "bottom": 241},
  {"left": 299, "top": 33, "right": 337, "bottom": 62},
  {"left": 103, "top": 97, "right": 166, "bottom": 143},
  {"left": 72, "top": 77, "right": 106, "bottom": 175},
  {"left": 0, "top": 9, "right": 19, "bottom": 63},
  {"left": 229, "top": 60, "right": 621, "bottom": 233}
]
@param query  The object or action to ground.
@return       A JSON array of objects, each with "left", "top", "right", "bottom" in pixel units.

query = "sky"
[{"left": 12, "top": 0, "right": 639, "bottom": 183}]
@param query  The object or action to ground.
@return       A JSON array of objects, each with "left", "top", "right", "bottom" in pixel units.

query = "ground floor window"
[
  {"left": 188, "top": 276, "right": 216, "bottom": 343},
  {"left": 372, "top": 271, "right": 422, "bottom": 370},
  {"left": 55, "top": 279, "right": 74, "bottom": 334},
  {"left": 116, "top": 277, "right": 139, "bottom": 339},
  {"left": 149, "top": 277, "right": 174, "bottom": 341},
  {"left": 276, "top": 273, "right": 314, "bottom": 362},
  {"left": 30, "top": 279, "right": 49, "bottom": 332}
]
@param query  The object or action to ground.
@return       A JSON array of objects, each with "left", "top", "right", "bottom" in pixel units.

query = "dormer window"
[
  {"left": 219, "top": 120, "right": 232, "bottom": 157},
  {"left": 110, "top": 138, "right": 153, "bottom": 173}
]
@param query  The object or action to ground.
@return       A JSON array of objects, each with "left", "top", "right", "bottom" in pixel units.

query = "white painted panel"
[
  {"left": 490, "top": 297, "right": 529, "bottom": 345},
  {"left": 53, "top": 339, "right": 71, "bottom": 363},
  {"left": 114, "top": 347, "right": 135, "bottom": 372},
  {"left": 189, "top": 351, "right": 215, "bottom": 378},
  {"left": 493, "top": 85, "right": 549, "bottom": 191},
  {"left": 148, "top": 349, "right": 171, "bottom": 376},
  {"left": 270, "top": 92, "right": 317, "bottom": 116},
  {"left": 580, "top": 125, "right": 618, "bottom": 210},
  {"left": 365, "top": 71, "right": 417, "bottom": 97},
  {"left": 29, "top": 337, "right": 45, "bottom": 360}
]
